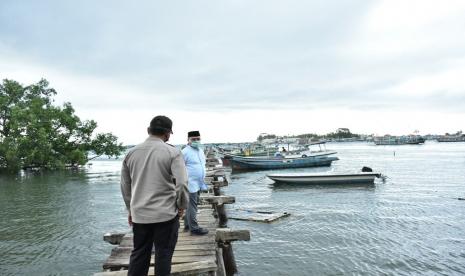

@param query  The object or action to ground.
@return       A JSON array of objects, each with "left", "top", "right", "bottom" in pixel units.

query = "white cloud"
[
  {"left": 344, "top": 0, "right": 465, "bottom": 60},
  {"left": 1, "top": 0, "right": 465, "bottom": 143}
]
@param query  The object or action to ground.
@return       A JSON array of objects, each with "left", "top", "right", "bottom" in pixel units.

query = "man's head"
[
  {"left": 148, "top": 115, "right": 173, "bottom": 142},
  {"left": 187, "top": 130, "right": 201, "bottom": 148}
]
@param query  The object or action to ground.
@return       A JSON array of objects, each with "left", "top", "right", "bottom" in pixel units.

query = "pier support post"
[
  {"left": 216, "top": 204, "right": 228, "bottom": 228},
  {"left": 213, "top": 179, "right": 228, "bottom": 228},
  {"left": 220, "top": 242, "right": 237, "bottom": 276}
]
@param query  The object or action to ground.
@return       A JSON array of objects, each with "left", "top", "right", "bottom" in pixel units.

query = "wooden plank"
[
  {"left": 215, "top": 229, "right": 250, "bottom": 242},
  {"left": 178, "top": 226, "right": 218, "bottom": 232},
  {"left": 118, "top": 236, "right": 217, "bottom": 248},
  {"left": 200, "top": 195, "right": 235, "bottom": 206},
  {"left": 103, "top": 233, "right": 126, "bottom": 245},
  {"left": 119, "top": 237, "right": 216, "bottom": 248},
  {"left": 115, "top": 244, "right": 217, "bottom": 252},
  {"left": 178, "top": 224, "right": 217, "bottom": 229},
  {"left": 103, "top": 255, "right": 215, "bottom": 269},
  {"left": 206, "top": 170, "right": 227, "bottom": 178},
  {"left": 110, "top": 247, "right": 216, "bottom": 257},
  {"left": 96, "top": 260, "right": 217, "bottom": 275},
  {"left": 177, "top": 233, "right": 217, "bottom": 240},
  {"left": 229, "top": 210, "right": 291, "bottom": 223},
  {"left": 209, "top": 180, "right": 228, "bottom": 187},
  {"left": 179, "top": 218, "right": 216, "bottom": 222}
]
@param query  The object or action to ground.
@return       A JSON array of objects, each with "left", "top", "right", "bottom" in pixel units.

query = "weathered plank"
[
  {"left": 210, "top": 180, "right": 228, "bottom": 187},
  {"left": 119, "top": 237, "right": 216, "bottom": 248},
  {"left": 104, "top": 233, "right": 126, "bottom": 245},
  {"left": 110, "top": 247, "right": 216, "bottom": 257},
  {"left": 96, "top": 260, "right": 217, "bottom": 276},
  {"left": 229, "top": 210, "right": 291, "bottom": 223},
  {"left": 115, "top": 243, "right": 217, "bottom": 251},
  {"left": 215, "top": 229, "right": 250, "bottom": 243},
  {"left": 103, "top": 255, "right": 215, "bottom": 270},
  {"left": 200, "top": 195, "right": 235, "bottom": 206},
  {"left": 206, "top": 168, "right": 228, "bottom": 176}
]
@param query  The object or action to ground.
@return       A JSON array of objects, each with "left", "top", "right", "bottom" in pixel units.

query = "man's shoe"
[
  {"left": 191, "top": 228, "right": 209, "bottom": 235},
  {"left": 183, "top": 226, "right": 189, "bottom": 232}
]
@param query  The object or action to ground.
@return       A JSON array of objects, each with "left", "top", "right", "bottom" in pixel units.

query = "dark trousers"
[
  {"left": 128, "top": 216, "right": 179, "bottom": 276},
  {"left": 184, "top": 192, "right": 200, "bottom": 231}
]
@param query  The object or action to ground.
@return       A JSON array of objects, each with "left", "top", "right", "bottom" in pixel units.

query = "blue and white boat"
[{"left": 230, "top": 144, "right": 338, "bottom": 171}]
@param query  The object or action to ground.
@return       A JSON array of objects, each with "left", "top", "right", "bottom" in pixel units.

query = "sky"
[{"left": 1, "top": 0, "right": 465, "bottom": 144}]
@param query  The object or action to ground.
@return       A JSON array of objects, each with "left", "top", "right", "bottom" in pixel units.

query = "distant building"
[{"left": 337, "top": 128, "right": 350, "bottom": 134}]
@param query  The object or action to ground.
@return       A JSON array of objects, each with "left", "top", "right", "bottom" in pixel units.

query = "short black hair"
[{"left": 148, "top": 115, "right": 172, "bottom": 135}]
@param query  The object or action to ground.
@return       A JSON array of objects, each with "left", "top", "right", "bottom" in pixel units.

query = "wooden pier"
[{"left": 95, "top": 151, "right": 249, "bottom": 275}]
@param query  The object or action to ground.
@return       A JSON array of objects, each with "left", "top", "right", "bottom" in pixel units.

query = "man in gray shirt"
[{"left": 121, "top": 115, "right": 189, "bottom": 276}]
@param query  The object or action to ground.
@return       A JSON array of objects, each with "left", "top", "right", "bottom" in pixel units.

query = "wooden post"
[
  {"left": 216, "top": 247, "right": 227, "bottom": 276},
  {"left": 216, "top": 204, "right": 228, "bottom": 228},
  {"left": 220, "top": 242, "right": 237, "bottom": 276},
  {"left": 212, "top": 179, "right": 221, "bottom": 221}
]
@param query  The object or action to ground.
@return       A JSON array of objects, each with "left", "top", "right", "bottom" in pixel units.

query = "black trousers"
[{"left": 128, "top": 216, "right": 179, "bottom": 276}]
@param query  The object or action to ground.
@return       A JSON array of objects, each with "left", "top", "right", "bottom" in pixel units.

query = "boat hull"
[
  {"left": 267, "top": 173, "right": 380, "bottom": 184},
  {"left": 437, "top": 137, "right": 465, "bottom": 142},
  {"left": 231, "top": 155, "right": 338, "bottom": 171}
]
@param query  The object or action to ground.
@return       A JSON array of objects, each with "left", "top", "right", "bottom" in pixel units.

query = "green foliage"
[
  {"left": 295, "top": 133, "right": 319, "bottom": 139},
  {"left": 0, "top": 79, "right": 124, "bottom": 173},
  {"left": 325, "top": 129, "right": 359, "bottom": 139},
  {"left": 257, "top": 134, "right": 277, "bottom": 141}
]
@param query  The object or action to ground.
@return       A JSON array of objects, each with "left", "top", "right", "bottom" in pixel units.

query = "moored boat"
[
  {"left": 374, "top": 135, "right": 425, "bottom": 145},
  {"left": 437, "top": 131, "right": 465, "bottom": 142},
  {"left": 230, "top": 151, "right": 338, "bottom": 171},
  {"left": 267, "top": 172, "right": 381, "bottom": 184}
]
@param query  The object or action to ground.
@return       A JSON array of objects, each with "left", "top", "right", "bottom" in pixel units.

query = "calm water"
[{"left": 1, "top": 142, "right": 465, "bottom": 275}]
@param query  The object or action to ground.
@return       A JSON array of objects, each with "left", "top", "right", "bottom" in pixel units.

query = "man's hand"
[
  {"left": 128, "top": 214, "right": 133, "bottom": 227},
  {"left": 178, "top": 208, "right": 184, "bottom": 218}
]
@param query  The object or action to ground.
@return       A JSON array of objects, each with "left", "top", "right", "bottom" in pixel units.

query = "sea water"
[{"left": 0, "top": 141, "right": 464, "bottom": 275}]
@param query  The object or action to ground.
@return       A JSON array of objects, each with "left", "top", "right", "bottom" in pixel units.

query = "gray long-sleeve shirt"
[{"left": 120, "top": 136, "right": 189, "bottom": 224}]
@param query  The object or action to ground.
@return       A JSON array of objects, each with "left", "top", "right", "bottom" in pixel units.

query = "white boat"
[{"left": 267, "top": 172, "right": 381, "bottom": 184}]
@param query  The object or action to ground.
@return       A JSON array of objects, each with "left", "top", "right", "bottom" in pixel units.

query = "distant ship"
[
  {"left": 374, "top": 135, "right": 425, "bottom": 145},
  {"left": 437, "top": 131, "right": 465, "bottom": 142}
]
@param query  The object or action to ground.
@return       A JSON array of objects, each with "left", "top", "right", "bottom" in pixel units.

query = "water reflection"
[{"left": 0, "top": 162, "right": 127, "bottom": 275}]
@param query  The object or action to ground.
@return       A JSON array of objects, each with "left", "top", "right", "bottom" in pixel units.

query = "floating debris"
[{"left": 229, "top": 209, "right": 290, "bottom": 223}]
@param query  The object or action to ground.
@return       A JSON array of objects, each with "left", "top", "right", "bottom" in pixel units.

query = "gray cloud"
[{"left": 1, "top": 0, "right": 465, "bottom": 115}]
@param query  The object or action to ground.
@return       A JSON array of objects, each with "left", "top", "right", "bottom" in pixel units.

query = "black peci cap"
[
  {"left": 188, "top": 131, "right": 200, "bottom": 138},
  {"left": 149, "top": 116, "right": 173, "bottom": 134}
]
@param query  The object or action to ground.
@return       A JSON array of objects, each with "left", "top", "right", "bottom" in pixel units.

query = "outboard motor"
[{"left": 361, "top": 166, "right": 373, "bottom": 172}]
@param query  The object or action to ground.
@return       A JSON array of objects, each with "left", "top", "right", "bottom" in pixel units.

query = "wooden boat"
[
  {"left": 230, "top": 151, "right": 338, "bottom": 171},
  {"left": 218, "top": 144, "right": 278, "bottom": 166},
  {"left": 267, "top": 172, "right": 381, "bottom": 184}
]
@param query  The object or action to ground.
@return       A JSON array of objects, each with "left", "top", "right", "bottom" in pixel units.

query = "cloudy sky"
[{"left": 1, "top": 0, "right": 465, "bottom": 144}]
